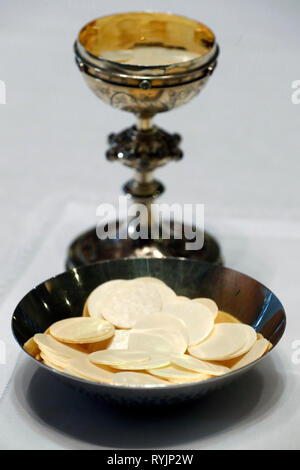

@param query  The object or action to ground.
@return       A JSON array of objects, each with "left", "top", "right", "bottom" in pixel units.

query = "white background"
[{"left": 0, "top": 0, "right": 299, "bottom": 450}]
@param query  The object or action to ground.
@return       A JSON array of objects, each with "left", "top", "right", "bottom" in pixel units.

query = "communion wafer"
[
  {"left": 176, "top": 296, "right": 190, "bottom": 302},
  {"left": 148, "top": 365, "right": 205, "bottom": 381},
  {"left": 40, "top": 351, "right": 68, "bottom": 369},
  {"left": 100, "top": 280, "right": 163, "bottom": 328},
  {"left": 256, "top": 333, "right": 272, "bottom": 350},
  {"left": 42, "top": 357, "right": 65, "bottom": 372},
  {"left": 107, "top": 353, "right": 170, "bottom": 371},
  {"left": 88, "top": 350, "right": 151, "bottom": 366},
  {"left": 193, "top": 298, "right": 218, "bottom": 320},
  {"left": 67, "top": 356, "right": 114, "bottom": 384},
  {"left": 166, "top": 374, "right": 212, "bottom": 384},
  {"left": 133, "top": 277, "right": 176, "bottom": 306},
  {"left": 133, "top": 312, "right": 189, "bottom": 344},
  {"left": 188, "top": 323, "right": 251, "bottom": 361},
  {"left": 63, "top": 368, "right": 84, "bottom": 378},
  {"left": 106, "top": 329, "right": 130, "bottom": 350},
  {"left": 24, "top": 337, "right": 40, "bottom": 357},
  {"left": 49, "top": 317, "right": 115, "bottom": 344},
  {"left": 231, "top": 338, "right": 269, "bottom": 371},
  {"left": 34, "top": 333, "right": 86, "bottom": 359},
  {"left": 171, "top": 354, "right": 230, "bottom": 376},
  {"left": 40, "top": 348, "right": 79, "bottom": 367},
  {"left": 113, "top": 371, "right": 168, "bottom": 386},
  {"left": 82, "top": 301, "right": 90, "bottom": 317},
  {"left": 81, "top": 337, "right": 113, "bottom": 354},
  {"left": 46, "top": 362, "right": 85, "bottom": 379},
  {"left": 40, "top": 347, "right": 70, "bottom": 364},
  {"left": 224, "top": 324, "right": 257, "bottom": 359},
  {"left": 128, "top": 327, "right": 187, "bottom": 354},
  {"left": 87, "top": 279, "right": 126, "bottom": 318},
  {"left": 162, "top": 300, "right": 214, "bottom": 345}
]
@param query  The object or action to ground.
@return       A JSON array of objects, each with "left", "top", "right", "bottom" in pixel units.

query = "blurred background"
[
  {"left": 0, "top": 0, "right": 299, "bottom": 285},
  {"left": 1, "top": 1, "right": 300, "bottom": 449}
]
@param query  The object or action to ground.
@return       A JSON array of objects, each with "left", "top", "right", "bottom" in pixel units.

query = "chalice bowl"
[{"left": 67, "top": 12, "right": 221, "bottom": 268}]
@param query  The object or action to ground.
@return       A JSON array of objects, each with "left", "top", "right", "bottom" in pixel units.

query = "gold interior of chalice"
[{"left": 78, "top": 12, "right": 216, "bottom": 71}]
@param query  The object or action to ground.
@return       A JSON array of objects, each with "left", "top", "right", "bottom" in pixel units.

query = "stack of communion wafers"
[{"left": 25, "top": 277, "right": 272, "bottom": 386}]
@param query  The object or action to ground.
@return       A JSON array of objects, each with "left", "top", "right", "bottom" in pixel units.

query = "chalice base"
[{"left": 66, "top": 221, "right": 222, "bottom": 269}]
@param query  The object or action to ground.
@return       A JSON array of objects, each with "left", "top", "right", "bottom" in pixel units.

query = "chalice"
[{"left": 67, "top": 12, "right": 221, "bottom": 268}]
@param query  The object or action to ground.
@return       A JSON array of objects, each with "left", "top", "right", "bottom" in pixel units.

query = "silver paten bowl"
[{"left": 12, "top": 258, "right": 286, "bottom": 407}]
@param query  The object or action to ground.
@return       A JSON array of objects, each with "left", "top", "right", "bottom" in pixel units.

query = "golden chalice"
[{"left": 67, "top": 12, "right": 221, "bottom": 268}]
